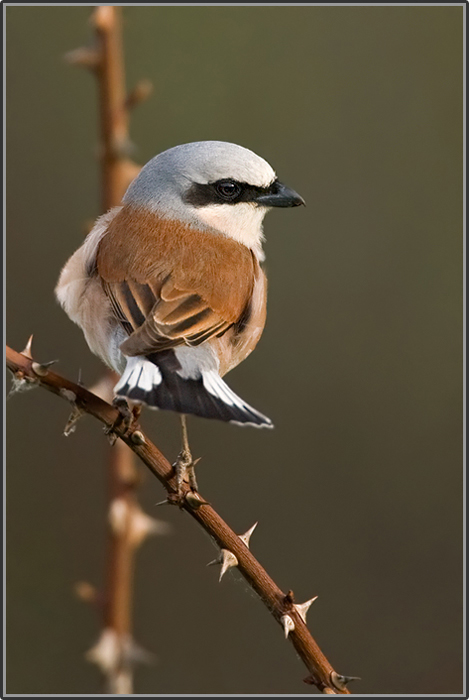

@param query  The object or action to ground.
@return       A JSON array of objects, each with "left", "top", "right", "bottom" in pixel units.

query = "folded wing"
[{"left": 95, "top": 206, "right": 256, "bottom": 358}]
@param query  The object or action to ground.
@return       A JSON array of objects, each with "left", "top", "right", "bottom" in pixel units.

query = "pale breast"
[{"left": 212, "top": 261, "right": 267, "bottom": 377}]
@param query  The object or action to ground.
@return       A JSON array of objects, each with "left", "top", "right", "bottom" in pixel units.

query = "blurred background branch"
[{"left": 66, "top": 6, "right": 159, "bottom": 694}]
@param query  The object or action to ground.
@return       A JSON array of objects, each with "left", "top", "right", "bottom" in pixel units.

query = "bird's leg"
[
  {"left": 174, "top": 414, "right": 199, "bottom": 495},
  {"left": 112, "top": 396, "right": 134, "bottom": 426}
]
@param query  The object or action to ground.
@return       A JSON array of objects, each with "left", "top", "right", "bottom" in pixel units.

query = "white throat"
[{"left": 191, "top": 202, "right": 268, "bottom": 260}]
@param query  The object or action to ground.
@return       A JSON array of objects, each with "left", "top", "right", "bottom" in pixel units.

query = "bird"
[{"left": 56, "top": 141, "right": 304, "bottom": 492}]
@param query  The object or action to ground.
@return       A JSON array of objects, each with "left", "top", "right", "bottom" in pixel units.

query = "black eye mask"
[{"left": 184, "top": 178, "right": 283, "bottom": 207}]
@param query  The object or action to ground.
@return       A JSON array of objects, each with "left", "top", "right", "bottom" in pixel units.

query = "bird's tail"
[{"left": 114, "top": 356, "right": 273, "bottom": 428}]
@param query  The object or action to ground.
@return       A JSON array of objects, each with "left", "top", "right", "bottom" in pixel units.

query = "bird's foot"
[
  {"left": 105, "top": 397, "right": 141, "bottom": 444},
  {"left": 170, "top": 414, "right": 203, "bottom": 503},
  {"left": 173, "top": 447, "right": 201, "bottom": 499}
]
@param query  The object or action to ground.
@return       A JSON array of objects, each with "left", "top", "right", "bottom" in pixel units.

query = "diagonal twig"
[{"left": 6, "top": 343, "right": 352, "bottom": 695}]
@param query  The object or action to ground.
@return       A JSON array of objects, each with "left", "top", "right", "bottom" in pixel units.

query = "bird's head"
[{"left": 123, "top": 141, "right": 304, "bottom": 258}]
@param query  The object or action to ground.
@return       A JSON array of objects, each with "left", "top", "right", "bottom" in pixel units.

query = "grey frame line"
[{"left": 3, "top": 2, "right": 466, "bottom": 698}]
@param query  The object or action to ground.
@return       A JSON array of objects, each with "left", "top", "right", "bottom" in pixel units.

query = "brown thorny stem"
[
  {"left": 65, "top": 6, "right": 151, "bottom": 694},
  {"left": 6, "top": 345, "right": 352, "bottom": 695}
]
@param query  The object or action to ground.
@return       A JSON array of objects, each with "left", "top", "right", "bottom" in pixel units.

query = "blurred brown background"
[{"left": 6, "top": 5, "right": 463, "bottom": 695}]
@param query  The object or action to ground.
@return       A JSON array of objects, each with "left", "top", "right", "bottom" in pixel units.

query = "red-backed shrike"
[{"left": 56, "top": 141, "right": 304, "bottom": 446}]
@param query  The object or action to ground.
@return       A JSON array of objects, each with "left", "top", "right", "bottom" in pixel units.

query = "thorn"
[
  {"left": 293, "top": 596, "right": 318, "bottom": 623},
  {"left": 124, "top": 637, "right": 155, "bottom": 666},
  {"left": 185, "top": 491, "right": 209, "bottom": 509},
  {"left": 87, "top": 627, "right": 155, "bottom": 680},
  {"left": 129, "top": 507, "right": 171, "bottom": 546},
  {"left": 64, "top": 46, "right": 100, "bottom": 70},
  {"left": 21, "top": 335, "right": 34, "bottom": 360},
  {"left": 206, "top": 557, "right": 220, "bottom": 567},
  {"left": 108, "top": 498, "right": 128, "bottom": 535},
  {"left": 74, "top": 581, "right": 98, "bottom": 604},
  {"left": 281, "top": 614, "right": 295, "bottom": 638},
  {"left": 77, "top": 367, "right": 83, "bottom": 386},
  {"left": 131, "top": 430, "right": 146, "bottom": 445},
  {"left": 219, "top": 549, "right": 238, "bottom": 582},
  {"left": 31, "top": 360, "right": 58, "bottom": 377},
  {"left": 86, "top": 628, "right": 120, "bottom": 673},
  {"left": 238, "top": 522, "right": 258, "bottom": 548},
  {"left": 343, "top": 675, "right": 361, "bottom": 685},
  {"left": 125, "top": 78, "right": 153, "bottom": 110},
  {"left": 64, "top": 404, "right": 85, "bottom": 436},
  {"left": 330, "top": 672, "right": 361, "bottom": 691},
  {"left": 156, "top": 493, "right": 180, "bottom": 507}
]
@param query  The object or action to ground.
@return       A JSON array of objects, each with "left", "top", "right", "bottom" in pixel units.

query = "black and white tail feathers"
[{"left": 114, "top": 356, "right": 273, "bottom": 428}]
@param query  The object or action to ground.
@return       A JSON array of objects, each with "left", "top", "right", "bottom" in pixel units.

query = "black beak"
[{"left": 255, "top": 181, "right": 305, "bottom": 208}]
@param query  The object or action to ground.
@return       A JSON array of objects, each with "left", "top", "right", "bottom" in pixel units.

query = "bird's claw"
[
  {"left": 173, "top": 449, "right": 201, "bottom": 497},
  {"left": 104, "top": 396, "right": 139, "bottom": 443}
]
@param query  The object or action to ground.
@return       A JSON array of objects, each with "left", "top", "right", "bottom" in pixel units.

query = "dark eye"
[{"left": 215, "top": 180, "right": 241, "bottom": 200}]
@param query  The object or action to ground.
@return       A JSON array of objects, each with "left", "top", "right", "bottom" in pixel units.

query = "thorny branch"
[
  {"left": 65, "top": 6, "right": 155, "bottom": 693},
  {"left": 6, "top": 344, "right": 354, "bottom": 695}
]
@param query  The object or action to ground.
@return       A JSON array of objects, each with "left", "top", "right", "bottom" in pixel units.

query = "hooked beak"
[{"left": 255, "top": 181, "right": 305, "bottom": 208}]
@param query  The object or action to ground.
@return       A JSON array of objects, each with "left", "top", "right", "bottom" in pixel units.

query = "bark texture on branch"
[{"left": 6, "top": 344, "right": 351, "bottom": 695}]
